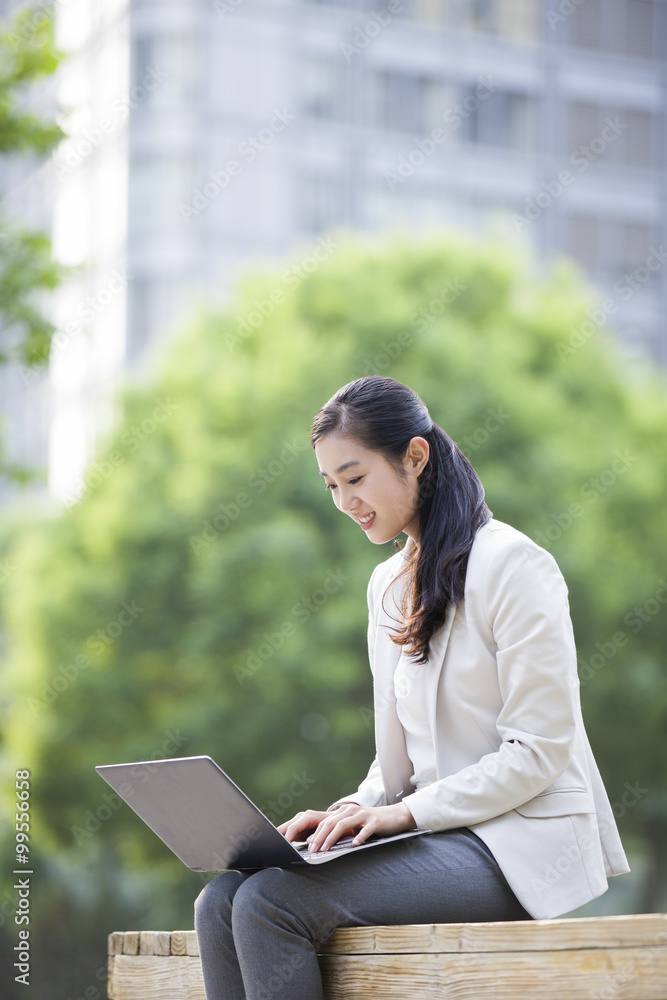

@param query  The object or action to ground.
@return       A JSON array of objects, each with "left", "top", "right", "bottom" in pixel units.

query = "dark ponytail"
[{"left": 310, "top": 376, "right": 490, "bottom": 663}]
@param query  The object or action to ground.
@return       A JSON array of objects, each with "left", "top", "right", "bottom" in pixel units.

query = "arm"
[
  {"left": 280, "top": 562, "right": 393, "bottom": 845},
  {"left": 402, "top": 538, "right": 580, "bottom": 831}
]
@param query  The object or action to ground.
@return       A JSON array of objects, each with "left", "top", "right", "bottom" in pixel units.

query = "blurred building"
[{"left": 0, "top": 0, "right": 666, "bottom": 508}]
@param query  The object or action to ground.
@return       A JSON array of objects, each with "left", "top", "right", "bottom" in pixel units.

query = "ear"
[{"left": 405, "top": 437, "right": 430, "bottom": 477}]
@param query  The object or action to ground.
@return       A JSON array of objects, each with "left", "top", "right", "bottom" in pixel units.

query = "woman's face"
[{"left": 315, "top": 433, "right": 429, "bottom": 544}]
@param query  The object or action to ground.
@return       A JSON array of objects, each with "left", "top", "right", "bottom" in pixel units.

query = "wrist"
[
  {"left": 396, "top": 801, "right": 417, "bottom": 830},
  {"left": 327, "top": 800, "right": 357, "bottom": 813}
]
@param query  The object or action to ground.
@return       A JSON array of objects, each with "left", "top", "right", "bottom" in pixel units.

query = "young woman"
[{"left": 195, "top": 376, "right": 629, "bottom": 1000}]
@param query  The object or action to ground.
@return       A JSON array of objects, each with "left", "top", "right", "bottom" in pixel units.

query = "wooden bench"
[{"left": 108, "top": 913, "right": 667, "bottom": 999}]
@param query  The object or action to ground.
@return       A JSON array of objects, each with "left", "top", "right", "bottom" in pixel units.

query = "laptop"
[{"left": 95, "top": 755, "right": 428, "bottom": 871}]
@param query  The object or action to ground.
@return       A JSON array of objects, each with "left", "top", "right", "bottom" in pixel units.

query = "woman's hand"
[
  {"left": 277, "top": 810, "right": 331, "bottom": 843},
  {"left": 278, "top": 802, "right": 417, "bottom": 853}
]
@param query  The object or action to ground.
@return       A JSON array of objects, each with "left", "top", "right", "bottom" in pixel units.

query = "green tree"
[
  {"left": 0, "top": 229, "right": 666, "bottom": 997},
  {"left": 0, "top": 4, "right": 66, "bottom": 482}
]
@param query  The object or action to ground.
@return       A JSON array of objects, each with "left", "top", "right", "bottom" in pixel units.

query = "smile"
[{"left": 356, "top": 512, "right": 376, "bottom": 530}]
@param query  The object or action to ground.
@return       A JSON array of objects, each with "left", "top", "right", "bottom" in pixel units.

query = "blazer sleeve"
[
  {"left": 402, "top": 537, "right": 581, "bottom": 832},
  {"left": 327, "top": 561, "right": 389, "bottom": 810}
]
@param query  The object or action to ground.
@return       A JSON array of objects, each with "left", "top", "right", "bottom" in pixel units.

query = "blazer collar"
[
  {"left": 399, "top": 533, "right": 415, "bottom": 560},
  {"left": 374, "top": 534, "right": 458, "bottom": 798}
]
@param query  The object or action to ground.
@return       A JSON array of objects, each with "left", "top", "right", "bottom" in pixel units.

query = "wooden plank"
[
  {"left": 108, "top": 956, "right": 205, "bottom": 1000},
  {"left": 184, "top": 930, "right": 200, "bottom": 956},
  {"left": 320, "top": 913, "right": 667, "bottom": 955},
  {"left": 108, "top": 932, "right": 124, "bottom": 956},
  {"left": 139, "top": 931, "right": 171, "bottom": 956},
  {"left": 122, "top": 932, "right": 140, "bottom": 956},
  {"left": 320, "top": 946, "right": 667, "bottom": 1000},
  {"left": 108, "top": 955, "right": 116, "bottom": 999},
  {"left": 170, "top": 931, "right": 189, "bottom": 956}
]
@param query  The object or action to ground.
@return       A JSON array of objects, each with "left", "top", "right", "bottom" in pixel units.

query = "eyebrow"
[{"left": 318, "top": 460, "right": 361, "bottom": 477}]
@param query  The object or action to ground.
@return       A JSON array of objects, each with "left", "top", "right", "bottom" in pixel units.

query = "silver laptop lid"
[{"left": 95, "top": 755, "right": 304, "bottom": 871}]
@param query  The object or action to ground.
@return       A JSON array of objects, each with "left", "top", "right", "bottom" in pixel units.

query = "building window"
[
  {"left": 566, "top": 0, "right": 664, "bottom": 59},
  {"left": 131, "top": 35, "right": 200, "bottom": 108},
  {"left": 568, "top": 102, "right": 661, "bottom": 170},
  {"left": 460, "top": 88, "right": 536, "bottom": 152},
  {"left": 376, "top": 71, "right": 424, "bottom": 134},
  {"left": 127, "top": 278, "right": 151, "bottom": 365},
  {"left": 129, "top": 155, "right": 193, "bottom": 231},
  {"left": 623, "top": 109, "right": 657, "bottom": 169},
  {"left": 375, "top": 71, "right": 452, "bottom": 134},
  {"left": 567, "top": 214, "right": 598, "bottom": 273},
  {"left": 300, "top": 57, "right": 343, "bottom": 120},
  {"left": 410, "top": 0, "right": 538, "bottom": 42},
  {"left": 566, "top": 213, "right": 660, "bottom": 282},
  {"left": 374, "top": 71, "right": 535, "bottom": 151},
  {"left": 412, "top": 0, "right": 449, "bottom": 27},
  {"left": 297, "top": 174, "right": 344, "bottom": 235},
  {"left": 127, "top": 276, "right": 192, "bottom": 366},
  {"left": 626, "top": 0, "right": 657, "bottom": 57}
]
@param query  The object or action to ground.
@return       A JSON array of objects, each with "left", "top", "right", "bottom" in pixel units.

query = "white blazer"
[{"left": 332, "top": 518, "right": 629, "bottom": 919}]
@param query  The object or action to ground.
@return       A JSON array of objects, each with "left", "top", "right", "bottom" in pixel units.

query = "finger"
[
  {"left": 311, "top": 813, "right": 365, "bottom": 853},
  {"left": 282, "top": 811, "right": 326, "bottom": 842},
  {"left": 276, "top": 812, "right": 304, "bottom": 836},
  {"left": 351, "top": 820, "right": 375, "bottom": 846}
]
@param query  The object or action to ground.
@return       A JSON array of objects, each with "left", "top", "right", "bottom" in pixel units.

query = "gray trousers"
[{"left": 193, "top": 828, "right": 531, "bottom": 1000}]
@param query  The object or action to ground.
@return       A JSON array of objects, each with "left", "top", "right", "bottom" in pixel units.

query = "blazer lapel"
[
  {"left": 372, "top": 548, "right": 413, "bottom": 803},
  {"left": 424, "top": 600, "right": 457, "bottom": 773},
  {"left": 371, "top": 540, "right": 458, "bottom": 803}
]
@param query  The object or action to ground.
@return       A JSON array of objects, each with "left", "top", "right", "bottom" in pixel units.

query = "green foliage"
[
  {"left": 0, "top": 6, "right": 63, "bottom": 154},
  {"left": 1, "top": 229, "right": 666, "bottom": 995},
  {"left": 0, "top": 3, "right": 66, "bottom": 483}
]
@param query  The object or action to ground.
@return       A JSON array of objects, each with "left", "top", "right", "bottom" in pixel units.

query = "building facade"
[{"left": 1, "top": 0, "right": 665, "bottom": 507}]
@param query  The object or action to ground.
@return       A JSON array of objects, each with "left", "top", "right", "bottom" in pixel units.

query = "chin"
[{"left": 370, "top": 529, "right": 399, "bottom": 545}]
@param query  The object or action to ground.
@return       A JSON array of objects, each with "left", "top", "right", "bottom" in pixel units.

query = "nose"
[{"left": 338, "top": 486, "right": 359, "bottom": 515}]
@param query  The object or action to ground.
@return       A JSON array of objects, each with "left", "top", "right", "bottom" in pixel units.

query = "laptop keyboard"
[{"left": 296, "top": 835, "right": 362, "bottom": 860}]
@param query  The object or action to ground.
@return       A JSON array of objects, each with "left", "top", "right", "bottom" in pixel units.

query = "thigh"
[{"left": 236, "top": 827, "right": 530, "bottom": 949}]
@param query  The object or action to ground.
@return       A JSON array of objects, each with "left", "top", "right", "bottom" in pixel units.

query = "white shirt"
[{"left": 393, "top": 648, "right": 438, "bottom": 791}]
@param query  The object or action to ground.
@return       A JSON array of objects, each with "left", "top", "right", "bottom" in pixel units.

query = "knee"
[
  {"left": 231, "top": 869, "right": 293, "bottom": 933},
  {"left": 194, "top": 870, "right": 245, "bottom": 931}
]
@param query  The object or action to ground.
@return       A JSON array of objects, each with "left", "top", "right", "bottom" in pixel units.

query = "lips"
[{"left": 356, "top": 511, "right": 376, "bottom": 531}]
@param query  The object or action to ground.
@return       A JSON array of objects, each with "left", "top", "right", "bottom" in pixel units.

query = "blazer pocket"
[{"left": 514, "top": 788, "right": 596, "bottom": 818}]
